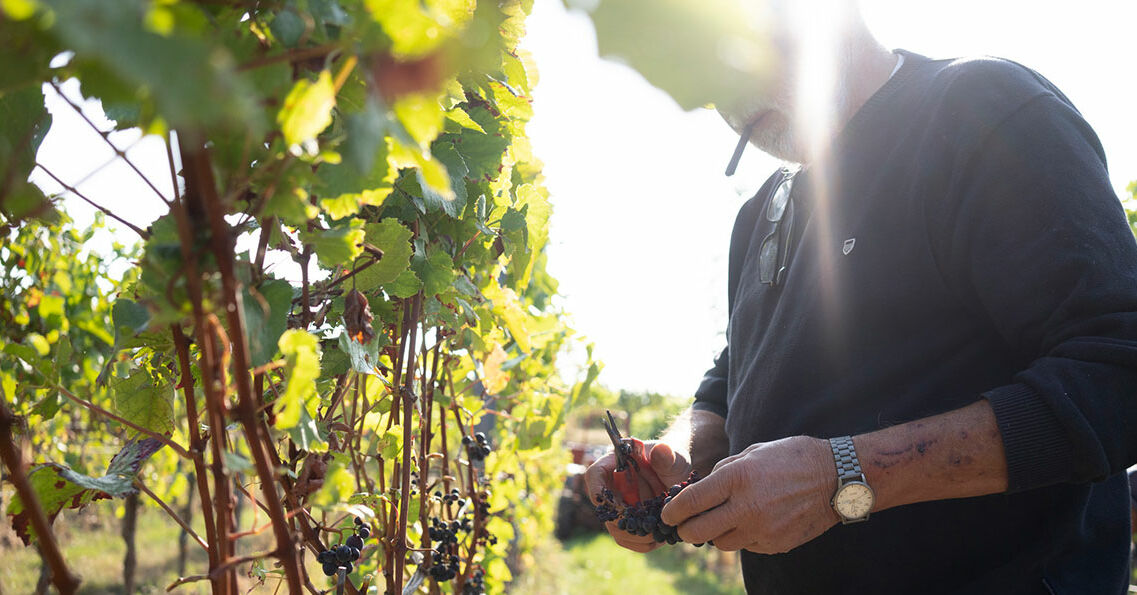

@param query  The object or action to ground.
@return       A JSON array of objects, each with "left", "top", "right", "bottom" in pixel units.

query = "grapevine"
[{"left": 0, "top": 0, "right": 601, "bottom": 593}]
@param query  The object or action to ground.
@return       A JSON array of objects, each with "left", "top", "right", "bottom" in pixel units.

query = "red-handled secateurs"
[{"left": 602, "top": 409, "right": 662, "bottom": 506}]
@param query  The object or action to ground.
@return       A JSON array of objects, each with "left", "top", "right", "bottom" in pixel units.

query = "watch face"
[{"left": 835, "top": 482, "right": 874, "bottom": 519}]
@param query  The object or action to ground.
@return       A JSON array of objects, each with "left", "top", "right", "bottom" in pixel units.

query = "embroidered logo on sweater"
[{"left": 842, "top": 238, "right": 856, "bottom": 255}]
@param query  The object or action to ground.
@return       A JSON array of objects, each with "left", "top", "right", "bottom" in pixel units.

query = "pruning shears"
[{"left": 602, "top": 410, "right": 662, "bottom": 506}]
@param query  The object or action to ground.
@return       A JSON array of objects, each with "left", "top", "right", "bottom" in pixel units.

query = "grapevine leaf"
[
  {"left": 338, "top": 325, "right": 388, "bottom": 376},
  {"left": 445, "top": 105, "right": 484, "bottom": 133},
  {"left": 111, "top": 299, "right": 151, "bottom": 346},
  {"left": 47, "top": 0, "right": 261, "bottom": 130},
  {"left": 0, "top": 19, "right": 55, "bottom": 93},
  {"left": 276, "top": 330, "right": 322, "bottom": 430},
  {"left": 300, "top": 221, "right": 365, "bottom": 269},
  {"left": 112, "top": 373, "right": 175, "bottom": 437},
  {"left": 287, "top": 406, "right": 328, "bottom": 453},
  {"left": 315, "top": 116, "right": 395, "bottom": 219},
  {"left": 278, "top": 70, "right": 336, "bottom": 147},
  {"left": 384, "top": 269, "right": 422, "bottom": 299},
  {"left": 355, "top": 219, "right": 414, "bottom": 291},
  {"left": 411, "top": 248, "right": 457, "bottom": 297},
  {"left": 509, "top": 184, "right": 550, "bottom": 289},
  {"left": 269, "top": 8, "right": 306, "bottom": 48},
  {"left": 5, "top": 437, "right": 163, "bottom": 546},
  {"left": 341, "top": 97, "right": 390, "bottom": 176},
  {"left": 242, "top": 280, "right": 294, "bottom": 368},
  {"left": 583, "top": 0, "right": 775, "bottom": 110},
  {"left": 483, "top": 345, "right": 508, "bottom": 394},
  {"left": 364, "top": 0, "right": 475, "bottom": 58},
  {"left": 393, "top": 92, "right": 445, "bottom": 147},
  {"left": 482, "top": 283, "right": 531, "bottom": 352},
  {"left": 0, "top": 83, "right": 51, "bottom": 197}
]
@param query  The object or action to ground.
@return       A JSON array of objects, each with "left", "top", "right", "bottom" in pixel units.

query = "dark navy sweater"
[{"left": 693, "top": 50, "right": 1137, "bottom": 594}]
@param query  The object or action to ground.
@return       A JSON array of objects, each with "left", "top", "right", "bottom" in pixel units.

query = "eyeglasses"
[{"left": 759, "top": 171, "right": 796, "bottom": 286}]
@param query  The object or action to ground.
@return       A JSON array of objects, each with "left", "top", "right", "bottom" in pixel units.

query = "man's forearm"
[
  {"left": 855, "top": 399, "right": 1008, "bottom": 512},
  {"left": 658, "top": 407, "right": 730, "bottom": 478}
]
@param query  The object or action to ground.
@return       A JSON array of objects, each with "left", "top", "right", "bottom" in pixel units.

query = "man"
[{"left": 586, "top": 1, "right": 1137, "bottom": 593}]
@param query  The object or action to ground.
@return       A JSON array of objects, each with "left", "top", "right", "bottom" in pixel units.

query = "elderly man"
[{"left": 586, "top": 2, "right": 1137, "bottom": 593}]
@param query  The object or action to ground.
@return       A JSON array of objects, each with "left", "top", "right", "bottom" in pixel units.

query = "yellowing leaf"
[
  {"left": 394, "top": 92, "right": 445, "bottom": 147},
  {"left": 278, "top": 71, "right": 336, "bottom": 147},
  {"left": 445, "top": 107, "right": 484, "bottom": 133},
  {"left": 482, "top": 283, "right": 531, "bottom": 352},
  {"left": 391, "top": 141, "right": 453, "bottom": 199},
  {"left": 365, "top": 0, "right": 475, "bottom": 58},
  {"left": 483, "top": 344, "right": 509, "bottom": 393},
  {"left": 276, "top": 330, "right": 322, "bottom": 430}
]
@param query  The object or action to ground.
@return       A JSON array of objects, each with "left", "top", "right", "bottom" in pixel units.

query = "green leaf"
[
  {"left": 300, "top": 221, "right": 365, "bottom": 269},
  {"left": 0, "top": 83, "right": 51, "bottom": 192},
  {"left": 315, "top": 115, "right": 396, "bottom": 218},
  {"left": 112, "top": 373, "right": 175, "bottom": 437},
  {"left": 445, "top": 106, "right": 484, "bottom": 133},
  {"left": 0, "top": 19, "right": 55, "bottom": 92},
  {"left": 242, "top": 279, "right": 294, "bottom": 368},
  {"left": 111, "top": 299, "right": 151, "bottom": 346},
  {"left": 584, "top": 0, "right": 775, "bottom": 110},
  {"left": 364, "top": 0, "right": 475, "bottom": 58},
  {"left": 278, "top": 70, "right": 336, "bottom": 147},
  {"left": 411, "top": 248, "right": 457, "bottom": 297},
  {"left": 269, "top": 8, "right": 306, "bottom": 48},
  {"left": 48, "top": 0, "right": 262, "bottom": 131},
  {"left": 341, "top": 97, "right": 390, "bottom": 176},
  {"left": 384, "top": 269, "right": 422, "bottom": 298},
  {"left": 355, "top": 219, "right": 414, "bottom": 291},
  {"left": 393, "top": 92, "right": 445, "bottom": 147},
  {"left": 338, "top": 328, "right": 388, "bottom": 376},
  {"left": 276, "top": 330, "right": 322, "bottom": 430},
  {"left": 287, "top": 406, "right": 328, "bottom": 452}
]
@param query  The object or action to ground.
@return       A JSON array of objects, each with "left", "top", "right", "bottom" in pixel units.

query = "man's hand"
[
  {"left": 585, "top": 441, "right": 691, "bottom": 553},
  {"left": 660, "top": 435, "right": 838, "bottom": 553}
]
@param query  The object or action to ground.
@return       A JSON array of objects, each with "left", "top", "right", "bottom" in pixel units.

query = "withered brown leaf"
[{"left": 344, "top": 288, "right": 375, "bottom": 344}]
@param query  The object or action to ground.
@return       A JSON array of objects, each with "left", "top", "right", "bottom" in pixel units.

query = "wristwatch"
[{"left": 829, "top": 436, "right": 874, "bottom": 524}]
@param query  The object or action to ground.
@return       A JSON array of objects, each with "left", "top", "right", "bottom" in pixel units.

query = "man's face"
[{"left": 716, "top": 0, "right": 853, "bottom": 163}]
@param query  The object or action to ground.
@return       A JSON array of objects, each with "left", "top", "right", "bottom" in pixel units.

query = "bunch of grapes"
[
  {"left": 426, "top": 516, "right": 467, "bottom": 581},
  {"left": 463, "top": 432, "right": 492, "bottom": 461},
  {"left": 593, "top": 473, "right": 701, "bottom": 545},
  {"left": 316, "top": 517, "right": 371, "bottom": 577},
  {"left": 435, "top": 487, "right": 466, "bottom": 508},
  {"left": 462, "top": 567, "right": 486, "bottom": 595}
]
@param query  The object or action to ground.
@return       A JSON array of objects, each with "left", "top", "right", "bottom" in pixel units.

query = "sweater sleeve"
[
  {"left": 692, "top": 345, "right": 729, "bottom": 418},
  {"left": 940, "top": 93, "right": 1137, "bottom": 493}
]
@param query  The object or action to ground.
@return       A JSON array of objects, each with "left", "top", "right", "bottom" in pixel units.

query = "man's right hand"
[{"left": 585, "top": 441, "right": 692, "bottom": 553}]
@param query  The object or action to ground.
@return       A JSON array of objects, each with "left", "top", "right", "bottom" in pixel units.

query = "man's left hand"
[{"left": 660, "top": 435, "right": 839, "bottom": 553}]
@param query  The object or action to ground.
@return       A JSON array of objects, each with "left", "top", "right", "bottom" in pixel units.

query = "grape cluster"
[
  {"left": 316, "top": 517, "right": 371, "bottom": 577},
  {"left": 593, "top": 473, "right": 701, "bottom": 545},
  {"left": 435, "top": 487, "right": 466, "bottom": 507},
  {"left": 462, "top": 432, "right": 492, "bottom": 461},
  {"left": 463, "top": 567, "right": 486, "bottom": 595},
  {"left": 426, "top": 516, "right": 468, "bottom": 581},
  {"left": 593, "top": 488, "right": 621, "bottom": 522}
]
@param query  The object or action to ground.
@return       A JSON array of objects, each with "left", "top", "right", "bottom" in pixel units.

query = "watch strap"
[{"left": 829, "top": 435, "right": 863, "bottom": 482}]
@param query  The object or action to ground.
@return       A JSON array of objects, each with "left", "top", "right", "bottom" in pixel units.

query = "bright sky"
[
  {"left": 38, "top": 1, "right": 1137, "bottom": 399},
  {"left": 521, "top": 0, "right": 1137, "bottom": 397}
]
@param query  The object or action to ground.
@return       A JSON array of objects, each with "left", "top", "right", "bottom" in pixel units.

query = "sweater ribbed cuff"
[{"left": 983, "top": 383, "right": 1074, "bottom": 493}]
